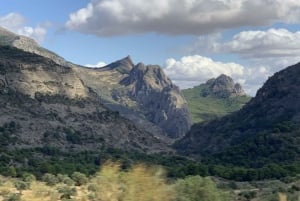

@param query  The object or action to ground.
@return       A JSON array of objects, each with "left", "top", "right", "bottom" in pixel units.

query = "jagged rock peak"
[
  {"left": 206, "top": 74, "right": 246, "bottom": 98},
  {"left": 119, "top": 62, "right": 191, "bottom": 138},
  {"left": 102, "top": 55, "right": 134, "bottom": 74},
  {"left": 120, "top": 63, "right": 173, "bottom": 90}
]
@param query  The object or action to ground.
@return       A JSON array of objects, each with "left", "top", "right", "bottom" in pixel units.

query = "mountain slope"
[
  {"left": 0, "top": 45, "right": 169, "bottom": 154},
  {"left": 0, "top": 26, "right": 191, "bottom": 139},
  {"left": 182, "top": 74, "right": 250, "bottom": 123},
  {"left": 175, "top": 62, "right": 300, "bottom": 166}
]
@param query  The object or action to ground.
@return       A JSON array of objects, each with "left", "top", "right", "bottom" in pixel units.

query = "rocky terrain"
[
  {"left": 182, "top": 74, "right": 250, "bottom": 123},
  {"left": 0, "top": 27, "right": 191, "bottom": 140},
  {"left": 0, "top": 45, "right": 172, "bottom": 154},
  {"left": 175, "top": 62, "right": 300, "bottom": 166},
  {"left": 74, "top": 58, "right": 191, "bottom": 139}
]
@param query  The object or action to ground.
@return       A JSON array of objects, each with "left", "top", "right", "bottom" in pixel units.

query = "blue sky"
[{"left": 1, "top": 0, "right": 300, "bottom": 95}]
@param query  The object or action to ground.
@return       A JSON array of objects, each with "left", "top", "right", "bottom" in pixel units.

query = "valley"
[{"left": 1, "top": 26, "right": 300, "bottom": 200}]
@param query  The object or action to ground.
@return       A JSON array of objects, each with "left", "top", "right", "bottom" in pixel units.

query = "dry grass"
[{"left": 278, "top": 193, "right": 288, "bottom": 201}]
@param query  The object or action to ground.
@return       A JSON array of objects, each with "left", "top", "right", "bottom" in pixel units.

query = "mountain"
[
  {"left": 65, "top": 57, "right": 191, "bottom": 139},
  {"left": 0, "top": 26, "right": 191, "bottom": 140},
  {"left": 0, "top": 45, "right": 172, "bottom": 154},
  {"left": 182, "top": 74, "right": 250, "bottom": 123},
  {"left": 175, "top": 62, "right": 300, "bottom": 167}
]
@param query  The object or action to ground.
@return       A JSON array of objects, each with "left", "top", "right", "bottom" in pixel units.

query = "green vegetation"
[
  {"left": 0, "top": 162, "right": 230, "bottom": 201},
  {"left": 2, "top": 145, "right": 300, "bottom": 183},
  {"left": 182, "top": 84, "right": 250, "bottom": 123}
]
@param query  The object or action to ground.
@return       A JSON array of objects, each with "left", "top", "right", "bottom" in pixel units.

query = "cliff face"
[
  {"left": 119, "top": 63, "right": 191, "bottom": 138},
  {"left": 74, "top": 58, "right": 191, "bottom": 139}
]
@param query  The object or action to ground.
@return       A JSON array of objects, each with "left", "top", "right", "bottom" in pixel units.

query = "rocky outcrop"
[
  {"left": 74, "top": 58, "right": 191, "bottom": 139},
  {"left": 203, "top": 74, "right": 246, "bottom": 98},
  {"left": 120, "top": 63, "right": 191, "bottom": 138},
  {"left": 182, "top": 75, "right": 250, "bottom": 123}
]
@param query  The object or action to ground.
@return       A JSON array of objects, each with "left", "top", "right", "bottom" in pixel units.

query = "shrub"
[
  {"left": 173, "top": 175, "right": 231, "bottom": 201},
  {"left": 3, "top": 193, "right": 21, "bottom": 201},
  {"left": 71, "top": 172, "right": 88, "bottom": 186},
  {"left": 57, "top": 185, "right": 77, "bottom": 199},
  {"left": 42, "top": 173, "right": 59, "bottom": 186},
  {"left": 14, "top": 180, "right": 30, "bottom": 191}
]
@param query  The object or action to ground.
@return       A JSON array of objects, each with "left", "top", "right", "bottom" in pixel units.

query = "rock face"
[
  {"left": 0, "top": 45, "right": 170, "bottom": 154},
  {"left": 175, "top": 62, "right": 300, "bottom": 165},
  {"left": 119, "top": 63, "right": 191, "bottom": 138},
  {"left": 204, "top": 74, "right": 246, "bottom": 98},
  {"left": 73, "top": 58, "right": 191, "bottom": 139}
]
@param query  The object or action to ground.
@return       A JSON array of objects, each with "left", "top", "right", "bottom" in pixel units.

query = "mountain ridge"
[
  {"left": 0, "top": 25, "right": 191, "bottom": 139},
  {"left": 175, "top": 62, "right": 300, "bottom": 166}
]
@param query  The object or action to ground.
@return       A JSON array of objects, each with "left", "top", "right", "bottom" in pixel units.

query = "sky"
[{"left": 1, "top": 0, "right": 300, "bottom": 95}]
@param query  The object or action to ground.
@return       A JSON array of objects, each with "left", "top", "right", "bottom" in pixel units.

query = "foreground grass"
[
  {"left": 0, "top": 161, "right": 230, "bottom": 201},
  {"left": 0, "top": 162, "right": 299, "bottom": 201}
]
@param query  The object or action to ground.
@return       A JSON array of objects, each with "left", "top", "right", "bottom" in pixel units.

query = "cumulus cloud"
[
  {"left": 184, "top": 28, "right": 300, "bottom": 94},
  {"left": 163, "top": 55, "right": 276, "bottom": 95},
  {"left": 66, "top": 0, "right": 300, "bottom": 36},
  {"left": 0, "top": 13, "right": 47, "bottom": 43},
  {"left": 216, "top": 29, "right": 300, "bottom": 59},
  {"left": 85, "top": 61, "right": 107, "bottom": 68}
]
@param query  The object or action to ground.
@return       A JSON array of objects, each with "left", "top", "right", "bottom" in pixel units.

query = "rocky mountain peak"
[
  {"left": 118, "top": 62, "right": 191, "bottom": 138},
  {"left": 0, "top": 26, "right": 68, "bottom": 66},
  {"left": 101, "top": 55, "right": 134, "bottom": 74},
  {"left": 204, "top": 74, "right": 246, "bottom": 98}
]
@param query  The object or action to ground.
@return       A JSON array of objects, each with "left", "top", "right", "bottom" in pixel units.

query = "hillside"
[
  {"left": 0, "top": 26, "right": 191, "bottom": 140},
  {"left": 182, "top": 74, "right": 251, "bottom": 123},
  {"left": 0, "top": 44, "right": 190, "bottom": 179},
  {"left": 175, "top": 62, "right": 300, "bottom": 168}
]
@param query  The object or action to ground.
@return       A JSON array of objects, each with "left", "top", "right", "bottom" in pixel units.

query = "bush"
[
  {"left": 173, "top": 175, "right": 231, "bottom": 201},
  {"left": 3, "top": 193, "right": 21, "bottom": 201},
  {"left": 42, "top": 173, "right": 59, "bottom": 186},
  {"left": 71, "top": 172, "right": 88, "bottom": 186},
  {"left": 22, "top": 173, "right": 36, "bottom": 183},
  {"left": 14, "top": 180, "right": 30, "bottom": 191},
  {"left": 57, "top": 174, "right": 75, "bottom": 186},
  {"left": 57, "top": 185, "right": 77, "bottom": 199}
]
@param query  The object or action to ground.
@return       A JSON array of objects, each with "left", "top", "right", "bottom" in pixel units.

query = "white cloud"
[
  {"left": 217, "top": 29, "right": 300, "bottom": 58},
  {"left": 163, "top": 55, "right": 277, "bottom": 96},
  {"left": 0, "top": 13, "right": 47, "bottom": 43},
  {"left": 183, "top": 28, "right": 300, "bottom": 95},
  {"left": 66, "top": 0, "right": 300, "bottom": 36},
  {"left": 85, "top": 61, "right": 107, "bottom": 68}
]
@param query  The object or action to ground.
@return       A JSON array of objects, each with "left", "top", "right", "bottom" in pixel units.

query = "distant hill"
[
  {"left": 175, "top": 62, "right": 300, "bottom": 167},
  {"left": 182, "top": 74, "right": 251, "bottom": 123}
]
